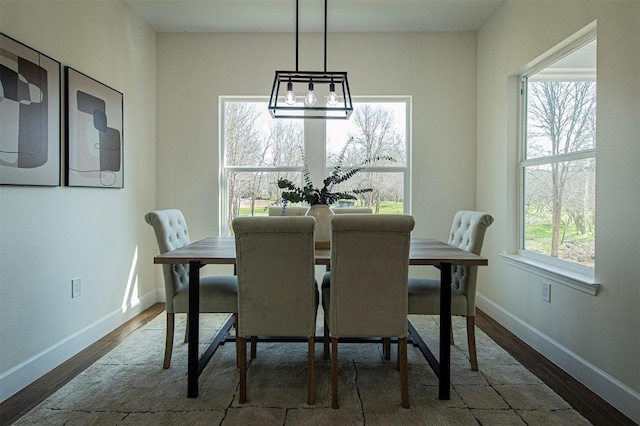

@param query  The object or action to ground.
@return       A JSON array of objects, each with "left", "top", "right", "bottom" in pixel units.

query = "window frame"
[
  {"left": 218, "top": 95, "right": 412, "bottom": 236},
  {"left": 510, "top": 26, "right": 599, "bottom": 291}
]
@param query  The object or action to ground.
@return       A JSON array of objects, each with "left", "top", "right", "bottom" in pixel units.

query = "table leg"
[
  {"left": 188, "top": 261, "right": 201, "bottom": 398},
  {"left": 439, "top": 262, "right": 452, "bottom": 400}
]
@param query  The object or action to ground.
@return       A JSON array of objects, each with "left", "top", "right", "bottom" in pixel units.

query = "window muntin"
[
  {"left": 520, "top": 38, "right": 596, "bottom": 269},
  {"left": 220, "top": 97, "right": 411, "bottom": 235}
]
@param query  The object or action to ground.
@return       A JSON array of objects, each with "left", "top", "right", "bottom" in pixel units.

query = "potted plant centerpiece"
[{"left": 277, "top": 142, "right": 392, "bottom": 248}]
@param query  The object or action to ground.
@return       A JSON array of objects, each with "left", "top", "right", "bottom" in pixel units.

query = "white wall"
[
  {"left": 6, "top": 2, "right": 636, "bottom": 421},
  {"left": 156, "top": 32, "right": 479, "bottom": 244},
  {"left": 0, "top": 1, "right": 158, "bottom": 401},
  {"left": 476, "top": 1, "right": 640, "bottom": 422},
  {"left": 0, "top": 6, "right": 479, "bottom": 402}
]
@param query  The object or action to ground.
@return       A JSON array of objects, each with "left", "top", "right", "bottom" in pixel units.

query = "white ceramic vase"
[{"left": 306, "top": 204, "right": 334, "bottom": 249}]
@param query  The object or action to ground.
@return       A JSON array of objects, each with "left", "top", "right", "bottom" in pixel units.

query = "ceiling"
[{"left": 124, "top": 0, "right": 506, "bottom": 33}]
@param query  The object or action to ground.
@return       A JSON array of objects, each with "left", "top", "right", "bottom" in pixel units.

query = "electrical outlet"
[
  {"left": 542, "top": 282, "right": 551, "bottom": 303},
  {"left": 72, "top": 277, "right": 82, "bottom": 298}
]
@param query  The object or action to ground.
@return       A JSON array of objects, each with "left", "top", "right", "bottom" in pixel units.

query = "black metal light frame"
[{"left": 268, "top": 0, "right": 353, "bottom": 119}]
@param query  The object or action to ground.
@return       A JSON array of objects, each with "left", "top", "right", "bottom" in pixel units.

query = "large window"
[
  {"left": 520, "top": 36, "right": 596, "bottom": 270},
  {"left": 220, "top": 97, "right": 411, "bottom": 235}
]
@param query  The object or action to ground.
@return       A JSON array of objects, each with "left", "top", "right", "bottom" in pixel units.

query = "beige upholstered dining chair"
[
  {"left": 408, "top": 210, "right": 494, "bottom": 371},
  {"left": 232, "top": 216, "right": 318, "bottom": 405},
  {"left": 267, "top": 206, "right": 309, "bottom": 216},
  {"left": 323, "top": 214, "right": 415, "bottom": 409},
  {"left": 145, "top": 209, "right": 238, "bottom": 369},
  {"left": 331, "top": 207, "right": 373, "bottom": 214},
  {"left": 268, "top": 206, "right": 372, "bottom": 216}
]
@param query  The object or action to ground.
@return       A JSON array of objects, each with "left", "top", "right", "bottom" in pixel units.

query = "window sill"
[{"left": 499, "top": 254, "right": 600, "bottom": 296}]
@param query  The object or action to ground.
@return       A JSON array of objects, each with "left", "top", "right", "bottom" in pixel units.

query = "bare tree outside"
[
  {"left": 264, "top": 120, "right": 304, "bottom": 201},
  {"left": 223, "top": 101, "right": 303, "bottom": 234},
  {"left": 225, "top": 102, "right": 262, "bottom": 229},
  {"left": 524, "top": 79, "right": 596, "bottom": 266}
]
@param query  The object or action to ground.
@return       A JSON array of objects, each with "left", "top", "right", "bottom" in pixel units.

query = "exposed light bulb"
[
  {"left": 284, "top": 91, "right": 296, "bottom": 105},
  {"left": 326, "top": 82, "right": 339, "bottom": 106},
  {"left": 305, "top": 91, "right": 317, "bottom": 106},
  {"left": 284, "top": 81, "right": 296, "bottom": 105},
  {"left": 304, "top": 82, "right": 317, "bottom": 106}
]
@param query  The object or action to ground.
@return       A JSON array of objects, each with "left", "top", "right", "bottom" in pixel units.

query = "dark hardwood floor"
[
  {"left": 475, "top": 310, "right": 635, "bottom": 425},
  {"left": 0, "top": 304, "right": 634, "bottom": 425},
  {"left": 0, "top": 304, "right": 165, "bottom": 426}
]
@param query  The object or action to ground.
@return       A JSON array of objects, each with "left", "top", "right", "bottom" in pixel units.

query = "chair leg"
[
  {"left": 466, "top": 316, "right": 478, "bottom": 371},
  {"left": 323, "top": 317, "right": 330, "bottom": 361},
  {"left": 163, "top": 313, "right": 175, "bottom": 369},
  {"left": 399, "top": 337, "right": 410, "bottom": 408},
  {"left": 383, "top": 337, "right": 391, "bottom": 360},
  {"left": 234, "top": 314, "right": 240, "bottom": 368},
  {"left": 331, "top": 337, "right": 339, "bottom": 409},
  {"left": 308, "top": 337, "right": 315, "bottom": 405},
  {"left": 238, "top": 336, "right": 247, "bottom": 403},
  {"left": 450, "top": 322, "right": 455, "bottom": 346},
  {"left": 250, "top": 336, "right": 257, "bottom": 359},
  {"left": 184, "top": 314, "right": 189, "bottom": 344}
]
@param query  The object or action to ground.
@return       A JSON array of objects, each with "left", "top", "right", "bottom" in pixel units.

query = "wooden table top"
[{"left": 154, "top": 236, "right": 488, "bottom": 267}]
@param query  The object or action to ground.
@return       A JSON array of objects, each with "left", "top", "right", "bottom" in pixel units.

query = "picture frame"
[
  {"left": 0, "top": 33, "right": 61, "bottom": 186},
  {"left": 65, "top": 66, "right": 123, "bottom": 188}
]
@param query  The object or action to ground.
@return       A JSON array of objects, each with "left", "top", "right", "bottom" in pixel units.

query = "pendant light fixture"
[{"left": 268, "top": 0, "right": 353, "bottom": 119}]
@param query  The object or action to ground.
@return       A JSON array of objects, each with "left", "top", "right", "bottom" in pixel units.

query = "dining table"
[{"left": 153, "top": 236, "right": 488, "bottom": 400}]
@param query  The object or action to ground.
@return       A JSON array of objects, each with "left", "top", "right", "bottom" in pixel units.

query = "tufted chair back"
[
  {"left": 448, "top": 210, "right": 494, "bottom": 314},
  {"left": 144, "top": 209, "right": 191, "bottom": 313}
]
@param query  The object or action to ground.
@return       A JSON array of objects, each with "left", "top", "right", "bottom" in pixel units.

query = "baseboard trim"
[
  {"left": 477, "top": 293, "right": 640, "bottom": 425},
  {"left": 0, "top": 289, "right": 161, "bottom": 402}
]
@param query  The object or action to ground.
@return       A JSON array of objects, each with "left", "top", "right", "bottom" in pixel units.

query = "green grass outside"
[
  {"left": 238, "top": 201, "right": 404, "bottom": 216},
  {"left": 524, "top": 215, "right": 594, "bottom": 267}
]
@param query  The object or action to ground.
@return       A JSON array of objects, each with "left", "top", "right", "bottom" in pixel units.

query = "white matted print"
[
  {"left": 65, "top": 67, "right": 123, "bottom": 188},
  {"left": 0, "top": 33, "right": 61, "bottom": 186}
]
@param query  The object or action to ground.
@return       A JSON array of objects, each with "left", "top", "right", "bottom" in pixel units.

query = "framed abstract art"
[
  {"left": 0, "top": 33, "right": 61, "bottom": 186},
  {"left": 65, "top": 66, "right": 123, "bottom": 188}
]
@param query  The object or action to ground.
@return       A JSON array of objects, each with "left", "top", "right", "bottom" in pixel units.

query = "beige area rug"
[{"left": 15, "top": 311, "right": 590, "bottom": 425}]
